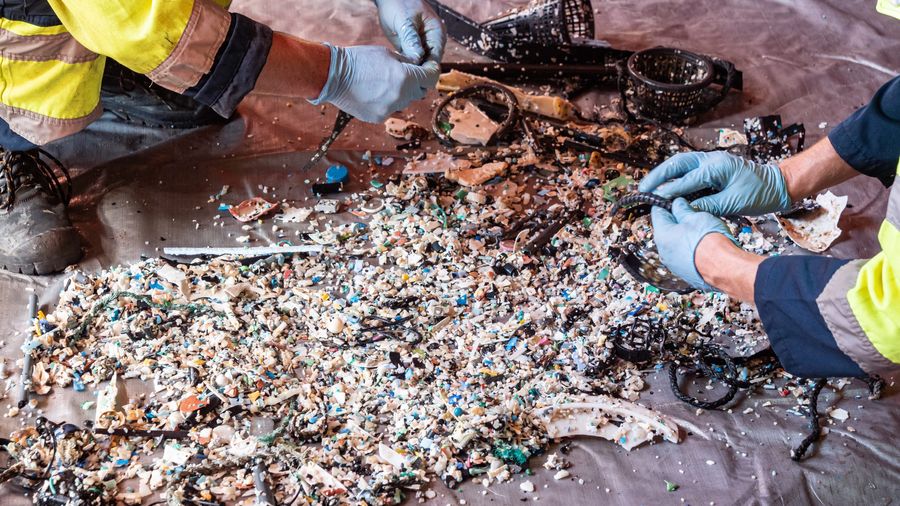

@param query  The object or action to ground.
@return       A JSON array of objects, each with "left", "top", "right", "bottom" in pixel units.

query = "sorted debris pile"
[{"left": 2, "top": 81, "right": 876, "bottom": 505}]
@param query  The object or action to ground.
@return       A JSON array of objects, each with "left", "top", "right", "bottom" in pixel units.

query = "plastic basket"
[
  {"left": 483, "top": 0, "right": 595, "bottom": 46},
  {"left": 621, "top": 47, "right": 735, "bottom": 123}
]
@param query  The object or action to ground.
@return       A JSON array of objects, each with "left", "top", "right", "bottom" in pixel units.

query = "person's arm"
[
  {"left": 252, "top": 35, "right": 329, "bottom": 99},
  {"left": 690, "top": 77, "right": 900, "bottom": 378},
  {"left": 778, "top": 137, "right": 859, "bottom": 201},
  {"left": 49, "top": 0, "right": 276, "bottom": 117},
  {"left": 49, "top": 0, "right": 439, "bottom": 123},
  {"left": 695, "top": 234, "right": 762, "bottom": 301}
]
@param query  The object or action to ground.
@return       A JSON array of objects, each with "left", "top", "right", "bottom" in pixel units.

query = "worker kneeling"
[{"left": 643, "top": 77, "right": 900, "bottom": 379}]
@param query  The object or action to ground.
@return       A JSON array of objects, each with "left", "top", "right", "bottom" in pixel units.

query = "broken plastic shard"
[
  {"left": 378, "top": 443, "right": 408, "bottom": 469},
  {"left": 314, "top": 199, "right": 340, "bottom": 214},
  {"left": 776, "top": 191, "right": 847, "bottom": 252},
  {"left": 828, "top": 407, "right": 849, "bottom": 422},
  {"left": 162, "top": 442, "right": 192, "bottom": 466},
  {"left": 229, "top": 197, "right": 279, "bottom": 222},
  {"left": 532, "top": 395, "right": 681, "bottom": 451},
  {"left": 716, "top": 128, "right": 747, "bottom": 148},
  {"left": 384, "top": 117, "right": 430, "bottom": 141},
  {"left": 445, "top": 161, "right": 509, "bottom": 187},
  {"left": 438, "top": 70, "right": 575, "bottom": 120},
  {"left": 447, "top": 101, "right": 500, "bottom": 145},
  {"left": 404, "top": 151, "right": 472, "bottom": 175},
  {"left": 300, "top": 462, "right": 347, "bottom": 495},
  {"left": 94, "top": 374, "right": 119, "bottom": 425},
  {"left": 276, "top": 205, "right": 314, "bottom": 223}
]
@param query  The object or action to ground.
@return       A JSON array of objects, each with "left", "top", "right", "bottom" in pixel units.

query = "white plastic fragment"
[
  {"left": 776, "top": 191, "right": 848, "bottom": 252},
  {"left": 828, "top": 408, "right": 849, "bottom": 422},
  {"left": 378, "top": 443, "right": 407, "bottom": 469},
  {"left": 532, "top": 395, "right": 681, "bottom": 451},
  {"left": 162, "top": 443, "right": 192, "bottom": 466},
  {"left": 553, "top": 470, "right": 570, "bottom": 480},
  {"left": 276, "top": 206, "right": 314, "bottom": 223}
]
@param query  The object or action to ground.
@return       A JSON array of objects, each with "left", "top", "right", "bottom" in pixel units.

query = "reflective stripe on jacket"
[
  {"left": 817, "top": 158, "right": 900, "bottom": 374},
  {"left": 0, "top": 0, "right": 270, "bottom": 147}
]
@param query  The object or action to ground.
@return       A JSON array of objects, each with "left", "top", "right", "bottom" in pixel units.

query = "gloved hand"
[
  {"left": 310, "top": 44, "right": 440, "bottom": 123},
  {"left": 375, "top": 0, "right": 446, "bottom": 63},
  {"left": 651, "top": 198, "right": 737, "bottom": 291},
  {"left": 638, "top": 151, "right": 793, "bottom": 217}
]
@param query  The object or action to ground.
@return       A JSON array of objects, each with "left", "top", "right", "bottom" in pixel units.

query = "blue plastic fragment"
[
  {"left": 326, "top": 164, "right": 349, "bottom": 184},
  {"left": 505, "top": 337, "right": 518, "bottom": 351},
  {"left": 73, "top": 373, "right": 85, "bottom": 392}
]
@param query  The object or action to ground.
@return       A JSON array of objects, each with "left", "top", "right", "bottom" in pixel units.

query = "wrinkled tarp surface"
[{"left": 0, "top": 1, "right": 898, "bottom": 504}]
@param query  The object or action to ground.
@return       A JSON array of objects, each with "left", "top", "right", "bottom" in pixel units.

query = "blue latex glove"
[
  {"left": 638, "top": 151, "right": 793, "bottom": 217},
  {"left": 375, "top": 0, "right": 446, "bottom": 63},
  {"left": 310, "top": 44, "right": 440, "bottom": 123},
  {"left": 651, "top": 198, "right": 737, "bottom": 291}
]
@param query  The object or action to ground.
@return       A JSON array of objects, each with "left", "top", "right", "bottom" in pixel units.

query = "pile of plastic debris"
[{"left": 7, "top": 117, "right": 796, "bottom": 504}]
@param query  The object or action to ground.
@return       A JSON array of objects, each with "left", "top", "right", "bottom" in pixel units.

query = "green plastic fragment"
[
  {"left": 582, "top": 216, "right": 592, "bottom": 227},
  {"left": 602, "top": 175, "right": 634, "bottom": 201},
  {"left": 492, "top": 441, "right": 530, "bottom": 466},
  {"left": 598, "top": 267, "right": 610, "bottom": 280},
  {"left": 371, "top": 179, "right": 384, "bottom": 188},
  {"left": 645, "top": 285, "right": 661, "bottom": 293},
  {"left": 439, "top": 121, "right": 453, "bottom": 134},
  {"left": 665, "top": 480, "right": 679, "bottom": 492}
]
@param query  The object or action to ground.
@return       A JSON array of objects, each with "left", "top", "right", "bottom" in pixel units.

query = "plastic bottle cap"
[{"left": 325, "top": 164, "right": 349, "bottom": 184}]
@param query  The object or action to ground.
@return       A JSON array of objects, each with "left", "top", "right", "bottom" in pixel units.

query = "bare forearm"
[
  {"left": 252, "top": 33, "right": 330, "bottom": 99},
  {"left": 779, "top": 137, "right": 859, "bottom": 201},
  {"left": 695, "top": 234, "right": 764, "bottom": 301}
]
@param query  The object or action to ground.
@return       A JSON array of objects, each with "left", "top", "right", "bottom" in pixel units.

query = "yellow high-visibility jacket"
[
  {"left": 0, "top": 0, "right": 272, "bottom": 148},
  {"left": 755, "top": 76, "right": 900, "bottom": 378}
]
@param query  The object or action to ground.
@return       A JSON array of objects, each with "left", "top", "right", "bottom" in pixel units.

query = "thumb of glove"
[
  {"left": 650, "top": 204, "right": 677, "bottom": 231},
  {"left": 669, "top": 198, "right": 696, "bottom": 221}
]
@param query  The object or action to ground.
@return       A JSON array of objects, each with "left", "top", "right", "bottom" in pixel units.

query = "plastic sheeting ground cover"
[{"left": 0, "top": 0, "right": 898, "bottom": 504}]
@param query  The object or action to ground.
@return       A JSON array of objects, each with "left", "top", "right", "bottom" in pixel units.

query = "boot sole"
[
  {"left": 1, "top": 252, "right": 82, "bottom": 275},
  {"left": 0, "top": 238, "right": 83, "bottom": 276}
]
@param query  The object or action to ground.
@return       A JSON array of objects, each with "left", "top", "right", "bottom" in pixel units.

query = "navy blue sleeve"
[
  {"left": 184, "top": 13, "right": 273, "bottom": 118},
  {"left": 828, "top": 76, "right": 900, "bottom": 187},
  {"left": 754, "top": 255, "right": 866, "bottom": 378}
]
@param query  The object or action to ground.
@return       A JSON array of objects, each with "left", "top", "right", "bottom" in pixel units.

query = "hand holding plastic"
[
  {"left": 310, "top": 44, "right": 439, "bottom": 123},
  {"left": 376, "top": 0, "right": 447, "bottom": 63},
  {"left": 651, "top": 198, "right": 736, "bottom": 291},
  {"left": 639, "top": 151, "right": 792, "bottom": 217}
]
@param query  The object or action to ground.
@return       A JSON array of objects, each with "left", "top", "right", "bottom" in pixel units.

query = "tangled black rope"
[
  {"left": 790, "top": 378, "right": 826, "bottom": 461},
  {"left": 668, "top": 344, "right": 887, "bottom": 460},
  {"left": 0, "top": 149, "right": 72, "bottom": 211},
  {"left": 609, "top": 318, "right": 667, "bottom": 363}
]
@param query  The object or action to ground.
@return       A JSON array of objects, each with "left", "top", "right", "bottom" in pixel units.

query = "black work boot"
[
  {"left": 100, "top": 59, "right": 228, "bottom": 129},
  {"left": 0, "top": 149, "right": 82, "bottom": 275}
]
